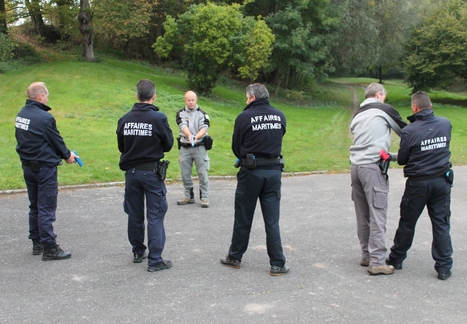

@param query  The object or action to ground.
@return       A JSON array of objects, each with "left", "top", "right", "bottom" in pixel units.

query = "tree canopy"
[
  {"left": 404, "top": 0, "right": 467, "bottom": 92},
  {"left": 154, "top": 2, "right": 274, "bottom": 96}
]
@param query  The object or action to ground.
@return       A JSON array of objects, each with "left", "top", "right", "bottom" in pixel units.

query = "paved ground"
[{"left": 1, "top": 167, "right": 466, "bottom": 323}]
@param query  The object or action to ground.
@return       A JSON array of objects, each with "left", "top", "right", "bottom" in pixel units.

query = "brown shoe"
[
  {"left": 360, "top": 257, "right": 370, "bottom": 267},
  {"left": 368, "top": 265, "right": 394, "bottom": 275},
  {"left": 177, "top": 197, "right": 195, "bottom": 205},
  {"left": 200, "top": 199, "right": 210, "bottom": 208}
]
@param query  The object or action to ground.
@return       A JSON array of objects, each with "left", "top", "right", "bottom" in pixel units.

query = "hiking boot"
[
  {"left": 220, "top": 255, "right": 241, "bottom": 269},
  {"left": 42, "top": 245, "right": 71, "bottom": 261},
  {"left": 147, "top": 260, "right": 172, "bottom": 272},
  {"left": 133, "top": 252, "right": 147, "bottom": 263},
  {"left": 368, "top": 264, "right": 394, "bottom": 275},
  {"left": 177, "top": 197, "right": 195, "bottom": 205},
  {"left": 32, "top": 239, "right": 43, "bottom": 255},
  {"left": 360, "top": 257, "right": 370, "bottom": 267},
  {"left": 386, "top": 258, "right": 402, "bottom": 270},
  {"left": 200, "top": 199, "right": 210, "bottom": 208},
  {"left": 270, "top": 264, "right": 290, "bottom": 276}
]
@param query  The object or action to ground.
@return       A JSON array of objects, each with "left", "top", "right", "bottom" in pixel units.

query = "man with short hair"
[
  {"left": 117, "top": 79, "right": 174, "bottom": 272},
  {"left": 15, "top": 81, "right": 77, "bottom": 261},
  {"left": 350, "top": 82, "right": 407, "bottom": 275},
  {"left": 221, "top": 83, "right": 289, "bottom": 276},
  {"left": 175, "top": 91, "right": 211, "bottom": 208},
  {"left": 387, "top": 91, "right": 453, "bottom": 280}
]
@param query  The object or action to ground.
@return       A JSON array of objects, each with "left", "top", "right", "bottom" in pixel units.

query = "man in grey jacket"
[
  {"left": 349, "top": 83, "right": 407, "bottom": 275},
  {"left": 175, "top": 91, "right": 211, "bottom": 208}
]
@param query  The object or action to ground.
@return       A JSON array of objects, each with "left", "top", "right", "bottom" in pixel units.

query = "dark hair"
[
  {"left": 136, "top": 79, "right": 156, "bottom": 101},
  {"left": 246, "top": 83, "right": 269, "bottom": 99},
  {"left": 411, "top": 91, "right": 431, "bottom": 110}
]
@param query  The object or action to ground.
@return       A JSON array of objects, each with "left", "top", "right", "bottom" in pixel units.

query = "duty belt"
[
  {"left": 241, "top": 157, "right": 281, "bottom": 168},
  {"left": 180, "top": 142, "right": 204, "bottom": 148},
  {"left": 408, "top": 168, "right": 451, "bottom": 181},
  {"left": 133, "top": 161, "right": 160, "bottom": 170}
]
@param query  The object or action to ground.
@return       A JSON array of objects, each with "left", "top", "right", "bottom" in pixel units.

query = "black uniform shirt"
[
  {"left": 15, "top": 99, "right": 70, "bottom": 167},
  {"left": 117, "top": 103, "right": 174, "bottom": 171},
  {"left": 232, "top": 98, "right": 286, "bottom": 159},
  {"left": 398, "top": 109, "right": 451, "bottom": 177}
]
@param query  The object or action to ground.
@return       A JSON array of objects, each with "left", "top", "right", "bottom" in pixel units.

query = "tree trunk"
[
  {"left": 24, "top": 0, "right": 46, "bottom": 37},
  {"left": 378, "top": 65, "right": 383, "bottom": 84},
  {"left": 0, "top": 0, "right": 7, "bottom": 34},
  {"left": 78, "top": 0, "right": 94, "bottom": 61}
]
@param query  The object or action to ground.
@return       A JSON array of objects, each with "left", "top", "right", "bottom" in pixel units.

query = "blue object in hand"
[
  {"left": 73, "top": 150, "right": 84, "bottom": 167},
  {"left": 191, "top": 135, "right": 195, "bottom": 147}
]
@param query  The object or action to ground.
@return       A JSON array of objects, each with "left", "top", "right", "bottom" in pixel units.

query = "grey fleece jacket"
[{"left": 349, "top": 98, "right": 407, "bottom": 165}]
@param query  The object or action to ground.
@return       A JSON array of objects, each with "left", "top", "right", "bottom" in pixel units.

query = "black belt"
[
  {"left": 133, "top": 161, "right": 160, "bottom": 170},
  {"left": 241, "top": 157, "right": 281, "bottom": 167},
  {"left": 408, "top": 168, "right": 450, "bottom": 181},
  {"left": 180, "top": 142, "right": 204, "bottom": 148}
]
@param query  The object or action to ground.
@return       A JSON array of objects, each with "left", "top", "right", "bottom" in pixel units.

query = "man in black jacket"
[
  {"left": 15, "top": 82, "right": 77, "bottom": 261},
  {"left": 386, "top": 91, "right": 453, "bottom": 280},
  {"left": 220, "top": 83, "right": 289, "bottom": 276},
  {"left": 117, "top": 79, "right": 174, "bottom": 272}
]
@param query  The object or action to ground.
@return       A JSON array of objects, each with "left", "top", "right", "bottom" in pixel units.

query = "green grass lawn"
[{"left": 1, "top": 60, "right": 467, "bottom": 190}]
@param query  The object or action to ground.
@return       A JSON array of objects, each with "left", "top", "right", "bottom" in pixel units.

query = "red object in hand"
[
  {"left": 380, "top": 149, "right": 391, "bottom": 161},
  {"left": 379, "top": 150, "right": 391, "bottom": 161}
]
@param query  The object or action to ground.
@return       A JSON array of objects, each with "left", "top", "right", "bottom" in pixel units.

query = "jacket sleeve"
[
  {"left": 385, "top": 106, "right": 407, "bottom": 136},
  {"left": 231, "top": 116, "right": 242, "bottom": 159},
  {"left": 160, "top": 114, "right": 174, "bottom": 153},
  {"left": 397, "top": 130, "right": 410, "bottom": 165},
  {"left": 44, "top": 117, "right": 70, "bottom": 159},
  {"left": 176, "top": 109, "right": 187, "bottom": 132},
  {"left": 199, "top": 109, "right": 210, "bottom": 131}
]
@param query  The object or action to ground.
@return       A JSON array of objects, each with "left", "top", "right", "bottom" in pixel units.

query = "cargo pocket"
[
  {"left": 204, "top": 157, "right": 211, "bottom": 171},
  {"left": 373, "top": 187, "right": 388, "bottom": 209},
  {"left": 46, "top": 184, "right": 58, "bottom": 208}
]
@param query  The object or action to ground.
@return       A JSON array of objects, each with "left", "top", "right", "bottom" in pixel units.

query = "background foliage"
[
  {"left": 154, "top": 3, "right": 274, "bottom": 96},
  {"left": 3, "top": 0, "right": 464, "bottom": 93},
  {"left": 1, "top": 58, "right": 467, "bottom": 191}
]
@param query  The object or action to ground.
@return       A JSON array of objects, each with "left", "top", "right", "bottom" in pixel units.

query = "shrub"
[{"left": 0, "top": 34, "right": 17, "bottom": 62}]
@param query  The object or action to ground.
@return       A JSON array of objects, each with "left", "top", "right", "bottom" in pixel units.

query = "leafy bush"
[
  {"left": 13, "top": 43, "right": 42, "bottom": 64},
  {"left": 0, "top": 34, "right": 17, "bottom": 62}
]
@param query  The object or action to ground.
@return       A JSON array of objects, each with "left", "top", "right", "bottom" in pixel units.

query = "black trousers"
[
  {"left": 23, "top": 165, "right": 59, "bottom": 249},
  {"left": 124, "top": 169, "right": 168, "bottom": 267},
  {"left": 228, "top": 167, "right": 286, "bottom": 267},
  {"left": 389, "top": 175, "right": 453, "bottom": 273}
]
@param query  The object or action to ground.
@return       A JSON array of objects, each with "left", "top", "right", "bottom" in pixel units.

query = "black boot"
[
  {"left": 42, "top": 245, "right": 72, "bottom": 261},
  {"left": 32, "top": 239, "right": 43, "bottom": 255}
]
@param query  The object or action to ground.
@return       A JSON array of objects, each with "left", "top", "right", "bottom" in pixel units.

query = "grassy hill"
[{"left": 1, "top": 58, "right": 466, "bottom": 190}]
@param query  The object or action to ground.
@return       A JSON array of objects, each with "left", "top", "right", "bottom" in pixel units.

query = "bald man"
[
  {"left": 15, "top": 82, "right": 78, "bottom": 261},
  {"left": 175, "top": 91, "right": 211, "bottom": 208}
]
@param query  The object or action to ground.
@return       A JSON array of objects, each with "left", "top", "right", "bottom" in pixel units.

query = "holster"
[
  {"left": 445, "top": 169, "right": 454, "bottom": 186},
  {"left": 25, "top": 161, "right": 41, "bottom": 173},
  {"left": 157, "top": 160, "right": 170, "bottom": 181},
  {"left": 177, "top": 137, "right": 181, "bottom": 150},
  {"left": 203, "top": 135, "right": 213, "bottom": 150},
  {"left": 377, "top": 158, "right": 390, "bottom": 176}
]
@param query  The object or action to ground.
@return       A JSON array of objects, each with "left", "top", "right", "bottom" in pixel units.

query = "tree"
[
  {"left": 372, "top": 0, "right": 414, "bottom": 83},
  {"left": 330, "top": 0, "right": 379, "bottom": 76},
  {"left": 154, "top": 3, "right": 274, "bottom": 96},
  {"left": 243, "top": 0, "right": 338, "bottom": 93},
  {"left": 404, "top": 0, "right": 467, "bottom": 92},
  {"left": 330, "top": 0, "right": 436, "bottom": 80},
  {"left": 0, "top": 0, "right": 7, "bottom": 34},
  {"left": 78, "top": 0, "right": 94, "bottom": 61}
]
